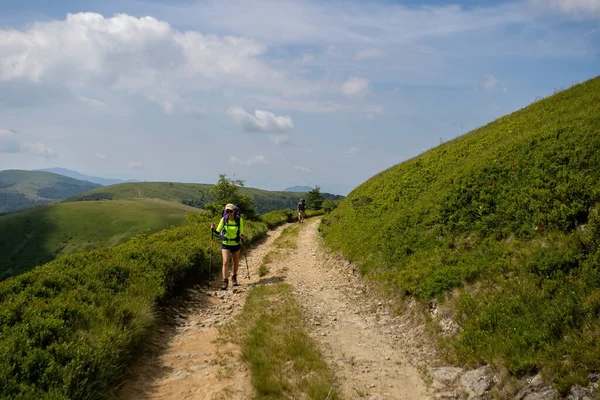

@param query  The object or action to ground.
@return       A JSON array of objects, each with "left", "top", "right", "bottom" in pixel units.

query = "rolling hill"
[
  {"left": 320, "top": 77, "right": 600, "bottom": 391},
  {"left": 0, "top": 198, "right": 202, "bottom": 279},
  {"left": 284, "top": 185, "right": 313, "bottom": 192},
  {"left": 38, "top": 167, "right": 140, "bottom": 186},
  {"left": 0, "top": 170, "right": 101, "bottom": 214},
  {"left": 68, "top": 181, "right": 343, "bottom": 213}
]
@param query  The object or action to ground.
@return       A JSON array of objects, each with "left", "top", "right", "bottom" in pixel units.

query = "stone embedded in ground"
[
  {"left": 515, "top": 388, "right": 560, "bottom": 400},
  {"left": 566, "top": 386, "right": 599, "bottom": 400},
  {"left": 428, "top": 367, "right": 464, "bottom": 385},
  {"left": 460, "top": 365, "right": 493, "bottom": 398}
]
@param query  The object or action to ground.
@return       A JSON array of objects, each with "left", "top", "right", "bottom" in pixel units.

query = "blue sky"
[{"left": 0, "top": 0, "right": 598, "bottom": 195}]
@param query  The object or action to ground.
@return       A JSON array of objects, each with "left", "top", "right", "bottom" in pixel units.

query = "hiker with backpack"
[
  {"left": 297, "top": 198, "right": 306, "bottom": 223},
  {"left": 210, "top": 203, "right": 245, "bottom": 290}
]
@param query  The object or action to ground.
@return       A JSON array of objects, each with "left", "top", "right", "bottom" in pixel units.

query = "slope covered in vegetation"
[
  {"left": 0, "top": 170, "right": 101, "bottom": 214},
  {"left": 320, "top": 77, "right": 600, "bottom": 391},
  {"left": 68, "top": 181, "right": 342, "bottom": 214},
  {"left": 0, "top": 199, "right": 201, "bottom": 279}
]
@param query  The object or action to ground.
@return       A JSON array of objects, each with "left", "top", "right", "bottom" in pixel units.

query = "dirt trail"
[
  {"left": 119, "top": 220, "right": 445, "bottom": 399},
  {"left": 118, "top": 225, "right": 287, "bottom": 400}
]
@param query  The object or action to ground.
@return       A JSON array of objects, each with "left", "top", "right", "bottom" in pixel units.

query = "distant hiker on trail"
[
  {"left": 210, "top": 203, "right": 245, "bottom": 290},
  {"left": 297, "top": 198, "right": 306, "bottom": 223}
]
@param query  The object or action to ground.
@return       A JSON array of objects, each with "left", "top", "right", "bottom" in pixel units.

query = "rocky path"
[
  {"left": 118, "top": 224, "right": 287, "bottom": 400},
  {"left": 119, "top": 220, "right": 465, "bottom": 399}
]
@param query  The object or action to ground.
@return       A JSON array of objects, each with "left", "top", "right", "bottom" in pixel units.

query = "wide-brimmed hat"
[{"left": 225, "top": 203, "right": 235, "bottom": 211}]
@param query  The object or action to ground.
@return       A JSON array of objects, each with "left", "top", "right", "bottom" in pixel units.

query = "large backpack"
[
  {"left": 298, "top": 201, "right": 306, "bottom": 212},
  {"left": 220, "top": 205, "right": 241, "bottom": 242}
]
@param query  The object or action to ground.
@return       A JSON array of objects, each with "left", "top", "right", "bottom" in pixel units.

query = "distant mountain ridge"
[
  {"left": 284, "top": 185, "right": 313, "bottom": 192},
  {"left": 38, "top": 168, "right": 140, "bottom": 186},
  {"left": 0, "top": 170, "right": 101, "bottom": 214}
]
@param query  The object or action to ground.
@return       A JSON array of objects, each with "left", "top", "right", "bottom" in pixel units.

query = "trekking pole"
[
  {"left": 242, "top": 238, "right": 250, "bottom": 279},
  {"left": 209, "top": 230, "right": 214, "bottom": 280}
]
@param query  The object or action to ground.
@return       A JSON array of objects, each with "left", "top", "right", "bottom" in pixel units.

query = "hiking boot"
[
  {"left": 232, "top": 274, "right": 239, "bottom": 286},
  {"left": 221, "top": 278, "right": 228, "bottom": 290}
]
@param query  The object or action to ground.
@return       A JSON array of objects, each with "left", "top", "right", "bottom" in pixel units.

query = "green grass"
[
  {"left": 222, "top": 283, "right": 338, "bottom": 400},
  {"left": 320, "top": 77, "right": 600, "bottom": 392},
  {"left": 258, "top": 224, "right": 302, "bottom": 277},
  {"left": 0, "top": 199, "right": 202, "bottom": 279},
  {"left": 274, "top": 224, "right": 301, "bottom": 250},
  {"left": 258, "top": 264, "right": 270, "bottom": 277}
]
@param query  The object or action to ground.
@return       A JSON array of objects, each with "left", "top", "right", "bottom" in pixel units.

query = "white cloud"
[
  {"left": 128, "top": 161, "right": 143, "bottom": 169},
  {"left": 0, "top": 13, "right": 285, "bottom": 113},
  {"left": 23, "top": 142, "right": 56, "bottom": 159},
  {"left": 0, "top": 129, "right": 56, "bottom": 159},
  {"left": 354, "top": 48, "right": 384, "bottom": 60},
  {"left": 227, "top": 107, "right": 294, "bottom": 133},
  {"left": 295, "top": 166, "right": 312, "bottom": 173},
  {"left": 542, "top": 0, "right": 600, "bottom": 16},
  {"left": 482, "top": 73, "right": 499, "bottom": 89},
  {"left": 95, "top": 153, "right": 107, "bottom": 160},
  {"left": 342, "top": 77, "right": 369, "bottom": 97},
  {"left": 345, "top": 147, "right": 359, "bottom": 154},
  {"left": 79, "top": 96, "right": 106, "bottom": 108},
  {"left": 0, "top": 129, "right": 21, "bottom": 153},
  {"left": 229, "top": 155, "right": 268, "bottom": 166},
  {"left": 268, "top": 134, "right": 289, "bottom": 145}
]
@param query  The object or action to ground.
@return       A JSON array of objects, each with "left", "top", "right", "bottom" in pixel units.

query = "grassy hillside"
[
  {"left": 0, "top": 199, "right": 201, "bottom": 279},
  {"left": 320, "top": 77, "right": 600, "bottom": 391},
  {"left": 68, "top": 181, "right": 341, "bottom": 213},
  {"left": 0, "top": 170, "right": 101, "bottom": 214}
]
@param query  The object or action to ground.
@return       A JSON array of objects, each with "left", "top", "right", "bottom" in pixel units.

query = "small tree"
[
  {"left": 322, "top": 199, "right": 339, "bottom": 213},
  {"left": 205, "top": 174, "right": 257, "bottom": 219},
  {"left": 306, "top": 185, "right": 325, "bottom": 210}
]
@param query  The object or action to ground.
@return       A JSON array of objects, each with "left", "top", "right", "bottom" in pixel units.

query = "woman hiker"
[{"left": 210, "top": 203, "right": 245, "bottom": 290}]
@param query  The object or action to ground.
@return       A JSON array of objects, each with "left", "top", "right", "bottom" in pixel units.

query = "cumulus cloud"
[
  {"left": 128, "top": 161, "right": 143, "bottom": 169},
  {"left": 229, "top": 155, "right": 268, "bottom": 166},
  {"left": 0, "top": 13, "right": 279, "bottom": 112},
  {"left": 342, "top": 77, "right": 369, "bottom": 97},
  {"left": 0, "top": 129, "right": 21, "bottom": 153},
  {"left": 482, "top": 73, "right": 499, "bottom": 89},
  {"left": 227, "top": 107, "right": 294, "bottom": 133},
  {"left": 354, "top": 48, "right": 384, "bottom": 60},
  {"left": 295, "top": 166, "right": 312, "bottom": 173}
]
